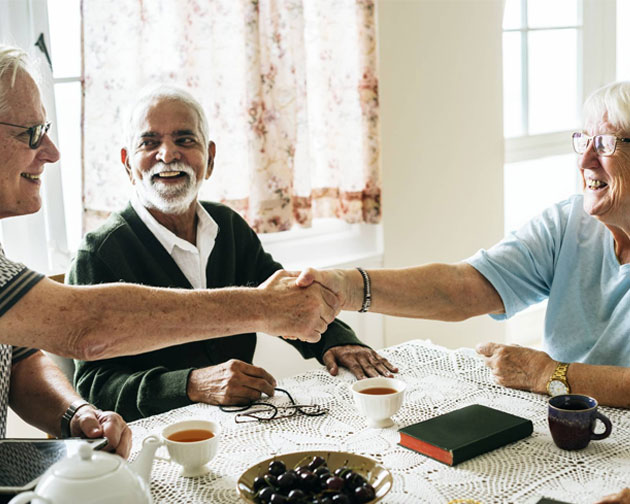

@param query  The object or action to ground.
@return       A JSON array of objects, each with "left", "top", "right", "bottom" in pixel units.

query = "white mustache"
[{"left": 148, "top": 161, "right": 196, "bottom": 180}]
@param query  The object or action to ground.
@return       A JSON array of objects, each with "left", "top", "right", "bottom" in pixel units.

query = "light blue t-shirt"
[{"left": 466, "top": 194, "right": 630, "bottom": 366}]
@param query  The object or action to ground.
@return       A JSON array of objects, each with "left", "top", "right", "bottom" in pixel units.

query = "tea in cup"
[
  {"left": 148, "top": 419, "right": 220, "bottom": 477},
  {"left": 548, "top": 394, "right": 612, "bottom": 450},
  {"left": 350, "top": 377, "right": 406, "bottom": 428}
]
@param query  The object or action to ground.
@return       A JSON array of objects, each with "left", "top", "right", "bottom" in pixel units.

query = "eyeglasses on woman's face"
[
  {"left": 572, "top": 132, "right": 630, "bottom": 156},
  {"left": 0, "top": 121, "right": 52, "bottom": 149}
]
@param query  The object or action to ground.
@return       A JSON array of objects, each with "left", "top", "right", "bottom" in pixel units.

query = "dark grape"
[
  {"left": 344, "top": 471, "right": 366, "bottom": 490},
  {"left": 263, "top": 474, "right": 278, "bottom": 488},
  {"left": 270, "top": 493, "right": 288, "bottom": 504},
  {"left": 330, "top": 494, "right": 350, "bottom": 504},
  {"left": 333, "top": 466, "right": 350, "bottom": 477},
  {"left": 354, "top": 484, "right": 376, "bottom": 503},
  {"left": 257, "top": 486, "right": 274, "bottom": 503},
  {"left": 307, "top": 455, "right": 326, "bottom": 471},
  {"left": 287, "top": 489, "right": 306, "bottom": 503},
  {"left": 296, "top": 465, "right": 309, "bottom": 474},
  {"left": 268, "top": 460, "right": 287, "bottom": 477},
  {"left": 277, "top": 470, "right": 299, "bottom": 490},
  {"left": 299, "top": 470, "right": 318, "bottom": 491},
  {"left": 319, "top": 497, "right": 334, "bottom": 504},
  {"left": 314, "top": 466, "right": 330, "bottom": 477},
  {"left": 325, "top": 476, "right": 345, "bottom": 492},
  {"left": 253, "top": 475, "right": 268, "bottom": 491}
]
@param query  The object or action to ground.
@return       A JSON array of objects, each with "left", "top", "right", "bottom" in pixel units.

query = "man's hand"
[
  {"left": 259, "top": 270, "right": 340, "bottom": 342},
  {"left": 596, "top": 488, "right": 630, "bottom": 504},
  {"left": 296, "top": 268, "right": 358, "bottom": 311},
  {"left": 323, "top": 345, "right": 398, "bottom": 379},
  {"left": 70, "top": 406, "right": 131, "bottom": 458},
  {"left": 187, "top": 359, "right": 276, "bottom": 405},
  {"left": 476, "top": 342, "right": 555, "bottom": 394}
]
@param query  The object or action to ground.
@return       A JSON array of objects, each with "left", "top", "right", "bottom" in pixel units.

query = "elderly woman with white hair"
[{"left": 298, "top": 81, "right": 630, "bottom": 408}]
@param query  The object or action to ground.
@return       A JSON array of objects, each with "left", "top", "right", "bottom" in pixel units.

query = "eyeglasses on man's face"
[
  {"left": 572, "top": 132, "right": 630, "bottom": 156},
  {"left": 0, "top": 121, "right": 52, "bottom": 149}
]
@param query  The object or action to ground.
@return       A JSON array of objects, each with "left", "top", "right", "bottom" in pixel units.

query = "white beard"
[{"left": 134, "top": 161, "right": 201, "bottom": 215}]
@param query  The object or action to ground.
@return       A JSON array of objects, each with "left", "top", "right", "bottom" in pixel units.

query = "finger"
[
  {"left": 282, "top": 334, "right": 298, "bottom": 340},
  {"left": 475, "top": 342, "right": 497, "bottom": 357},
  {"left": 323, "top": 350, "right": 339, "bottom": 376},
  {"left": 372, "top": 352, "right": 398, "bottom": 373},
  {"left": 345, "top": 358, "right": 367, "bottom": 380},
  {"left": 99, "top": 412, "right": 124, "bottom": 453},
  {"left": 73, "top": 409, "right": 103, "bottom": 438},
  {"left": 239, "top": 362, "right": 278, "bottom": 389},
  {"left": 319, "top": 286, "right": 340, "bottom": 315},
  {"left": 115, "top": 426, "right": 133, "bottom": 459},
  {"left": 301, "top": 331, "right": 321, "bottom": 343},
  {"left": 367, "top": 356, "right": 393, "bottom": 377},
  {"left": 296, "top": 268, "right": 317, "bottom": 287}
]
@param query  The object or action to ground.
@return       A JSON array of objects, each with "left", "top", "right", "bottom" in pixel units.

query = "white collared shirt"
[{"left": 131, "top": 195, "right": 218, "bottom": 289}]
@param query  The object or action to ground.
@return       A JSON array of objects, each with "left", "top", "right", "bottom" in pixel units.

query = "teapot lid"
[{"left": 52, "top": 442, "right": 120, "bottom": 480}]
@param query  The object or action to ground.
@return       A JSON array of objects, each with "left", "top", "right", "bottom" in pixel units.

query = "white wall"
[{"left": 377, "top": 0, "right": 506, "bottom": 349}]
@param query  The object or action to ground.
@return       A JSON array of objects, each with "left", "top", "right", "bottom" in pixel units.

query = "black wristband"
[
  {"left": 60, "top": 399, "right": 92, "bottom": 438},
  {"left": 356, "top": 267, "right": 372, "bottom": 313}
]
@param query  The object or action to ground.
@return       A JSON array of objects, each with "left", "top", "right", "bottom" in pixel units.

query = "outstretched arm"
[
  {"left": 0, "top": 270, "right": 339, "bottom": 360},
  {"left": 296, "top": 263, "right": 504, "bottom": 321}
]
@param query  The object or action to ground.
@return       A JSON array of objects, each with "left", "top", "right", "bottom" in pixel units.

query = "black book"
[{"left": 398, "top": 404, "right": 533, "bottom": 466}]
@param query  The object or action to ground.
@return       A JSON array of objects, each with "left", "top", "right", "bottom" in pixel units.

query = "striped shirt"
[{"left": 0, "top": 245, "right": 43, "bottom": 437}]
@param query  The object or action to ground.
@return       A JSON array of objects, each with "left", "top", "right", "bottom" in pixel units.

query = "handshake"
[{"left": 258, "top": 268, "right": 360, "bottom": 343}]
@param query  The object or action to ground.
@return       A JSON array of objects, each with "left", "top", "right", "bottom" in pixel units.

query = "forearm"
[
  {"left": 566, "top": 363, "right": 630, "bottom": 408},
  {"left": 342, "top": 263, "right": 504, "bottom": 321},
  {"left": 9, "top": 352, "right": 81, "bottom": 437},
  {"left": 1, "top": 279, "right": 271, "bottom": 360}
]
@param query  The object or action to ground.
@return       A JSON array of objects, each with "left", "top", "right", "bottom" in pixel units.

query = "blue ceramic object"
[{"left": 548, "top": 394, "right": 612, "bottom": 450}]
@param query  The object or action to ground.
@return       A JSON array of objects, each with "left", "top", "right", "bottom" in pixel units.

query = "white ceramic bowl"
[{"left": 350, "top": 377, "right": 406, "bottom": 428}]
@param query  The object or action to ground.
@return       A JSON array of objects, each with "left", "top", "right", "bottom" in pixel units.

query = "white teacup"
[
  {"left": 351, "top": 377, "right": 406, "bottom": 428},
  {"left": 146, "top": 419, "right": 220, "bottom": 477}
]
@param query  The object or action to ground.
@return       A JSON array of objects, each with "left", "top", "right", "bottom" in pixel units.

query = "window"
[
  {"left": 2, "top": 0, "right": 382, "bottom": 274},
  {"left": 502, "top": 0, "right": 617, "bottom": 345},
  {"left": 502, "top": 0, "right": 616, "bottom": 234}
]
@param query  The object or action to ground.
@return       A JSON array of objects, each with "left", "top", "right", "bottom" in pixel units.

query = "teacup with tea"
[
  {"left": 145, "top": 419, "right": 220, "bottom": 477},
  {"left": 351, "top": 377, "right": 406, "bottom": 428},
  {"left": 548, "top": 394, "right": 612, "bottom": 450}
]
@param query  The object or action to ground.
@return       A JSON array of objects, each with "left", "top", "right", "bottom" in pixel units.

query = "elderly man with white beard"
[{"left": 68, "top": 86, "right": 396, "bottom": 421}]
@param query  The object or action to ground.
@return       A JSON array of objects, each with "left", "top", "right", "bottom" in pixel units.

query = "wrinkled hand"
[
  {"left": 596, "top": 488, "right": 630, "bottom": 504},
  {"left": 323, "top": 345, "right": 398, "bottom": 379},
  {"left": 296, "top": 268, "right": 353, "bottom": 310},
  {"left": 70, "top": 406, "right": 132, "bottom": 458},
  {"left": 476, "top": 342, "right": 555, "bottom": 394},
  {"left": 259, "top": 270, "right": 340, "bottom": 342},
  {"left": 187, "top": 359, "right": 276, "bottom": 406}
]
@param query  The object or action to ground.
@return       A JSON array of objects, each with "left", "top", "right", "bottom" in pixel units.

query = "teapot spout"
[{"left": 130, "top": 435, "right": 161, "bottom": 484}]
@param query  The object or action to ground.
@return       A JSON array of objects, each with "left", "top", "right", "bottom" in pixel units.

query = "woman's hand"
[{"left": 475, "top": 342, "right": 556, "bottom": 394}]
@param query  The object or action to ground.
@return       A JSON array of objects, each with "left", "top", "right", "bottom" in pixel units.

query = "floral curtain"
[{"left": 82, "top": 0, "right": 381, "bottom": 233}]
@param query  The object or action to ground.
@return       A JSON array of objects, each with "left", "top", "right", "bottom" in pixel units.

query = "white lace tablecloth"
[{"left": 129, "top": 339, "right": 630, "bottom": 503}]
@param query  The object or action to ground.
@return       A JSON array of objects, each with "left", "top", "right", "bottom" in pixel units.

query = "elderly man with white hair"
[
  {"left": 68, "top": 85, "right": 397, "bottom": 421},
  {"left": 0, "top": 43, "right": 337, "bottom": 455}
]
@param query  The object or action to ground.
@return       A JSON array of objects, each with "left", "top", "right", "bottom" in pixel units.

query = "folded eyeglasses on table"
[{"left": 219, "top": 388, "right": 328, "bottom": 423}]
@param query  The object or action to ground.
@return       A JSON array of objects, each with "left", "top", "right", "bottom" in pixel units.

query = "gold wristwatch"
[{"left": 546, "top": 362, "right": 571, "bottom": 396}]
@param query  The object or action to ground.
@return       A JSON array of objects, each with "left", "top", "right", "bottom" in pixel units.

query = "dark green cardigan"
[{"left": 68, "top": 202, "right": 363, "bottom": 421}]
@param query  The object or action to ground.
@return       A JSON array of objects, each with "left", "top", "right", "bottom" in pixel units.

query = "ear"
[
  {"left": 205, "top": 141, "right": 216, "bottom": 180},
  {"left": 121, "top": 148, "right": 134, "bottom": 184}
]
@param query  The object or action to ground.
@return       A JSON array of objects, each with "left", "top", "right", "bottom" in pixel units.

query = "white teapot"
[{"left": 8, "top": 438, "right": 161, "bottom": 504}]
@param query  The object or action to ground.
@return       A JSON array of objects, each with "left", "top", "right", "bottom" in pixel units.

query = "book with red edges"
[{"left": 398, "top": 404, "right": 533, "bottom": 466}]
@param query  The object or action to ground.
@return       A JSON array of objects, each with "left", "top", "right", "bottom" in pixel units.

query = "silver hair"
[
  {"left": 0, "top": 44, "right": 29, "bottom": 117},
  {"left": 124, "top": 85, "right": 210, "bottom": 152},
  {"left": 583, "top": 81, "right": 630, "bottom": 134}
]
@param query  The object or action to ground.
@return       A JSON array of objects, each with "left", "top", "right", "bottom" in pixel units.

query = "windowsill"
[{"left": 259, "top": 219, "right": 383, "bottom": 270}]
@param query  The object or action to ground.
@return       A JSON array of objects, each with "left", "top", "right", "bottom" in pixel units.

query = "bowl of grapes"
[{"left": 236, "top": 450, "right": 392, "bottom": 503}]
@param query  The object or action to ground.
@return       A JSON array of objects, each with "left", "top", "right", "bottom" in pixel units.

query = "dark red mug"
[{"left": 548, "top": 394, "right": 612, "bottom": 450}]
